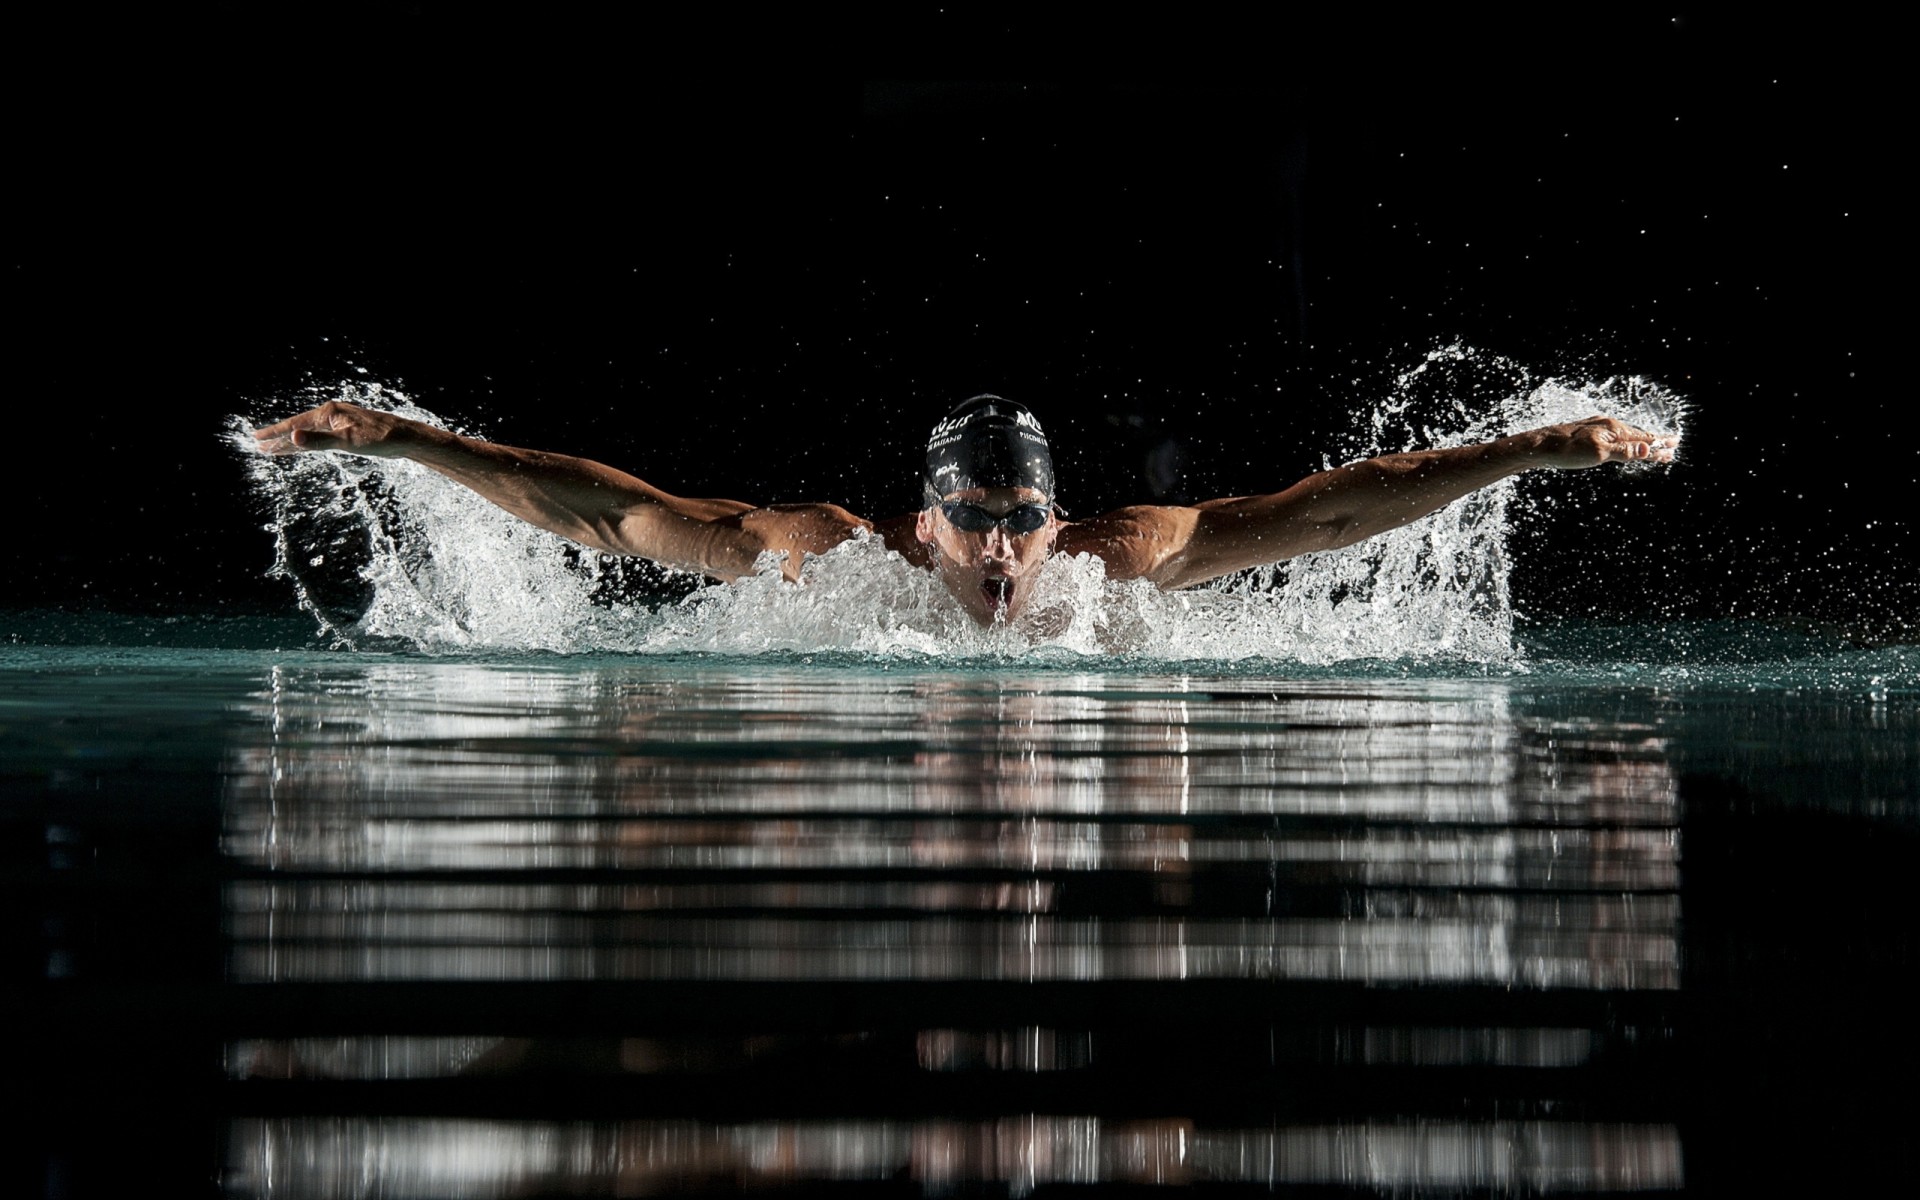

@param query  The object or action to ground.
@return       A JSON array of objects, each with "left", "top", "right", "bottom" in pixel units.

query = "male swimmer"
[{"left": 254, "top": 394, "right": 1676, "bottom": 626}]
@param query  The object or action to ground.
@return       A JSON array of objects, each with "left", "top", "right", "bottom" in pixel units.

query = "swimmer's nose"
[{"left": 981, "top": 526, "right": 1015, "bottom": 559}]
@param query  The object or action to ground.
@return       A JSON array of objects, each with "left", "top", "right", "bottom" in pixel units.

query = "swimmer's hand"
[
  {"left": 252, "top": 401, "right": 425, "bottom": 458},
  {"left": 1523, "top": 416, "right": 1678, "bottom": 469}
]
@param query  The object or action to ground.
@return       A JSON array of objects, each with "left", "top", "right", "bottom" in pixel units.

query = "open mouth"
[{"left": 981, "top": 577, "right": 1013, "bottom": 611}]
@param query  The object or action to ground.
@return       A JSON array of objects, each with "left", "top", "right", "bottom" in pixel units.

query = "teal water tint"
[
  {"left": 5, "top": 618, "right": 1915, "bottom": 1195},
  {"left": 8, "top": 606, "right": 1915, "bottom": 678}
]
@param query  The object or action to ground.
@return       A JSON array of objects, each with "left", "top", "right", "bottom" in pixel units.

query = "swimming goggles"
[{"left": 939, "top": 501, "right": 1052, "bottom": 535}]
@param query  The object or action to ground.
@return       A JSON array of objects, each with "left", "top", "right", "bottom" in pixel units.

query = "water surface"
[{"left": 8, "top": 622, "right": 1912, "bottom": 1195}]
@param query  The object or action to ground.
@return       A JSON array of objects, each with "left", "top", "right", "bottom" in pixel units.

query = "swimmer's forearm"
[
  {"left": 395, "top": 428, "right": 765, "bottom": 575},
  {"left": 1168, "top": 418, "right": 1672, "bottom": 585},
  {"left": 1282, "top": 433, "right": 1540, "bottom": 548},
  {"left": 1302, "top": 414, "right": 1676, "bottom": 545},
  {"left": 255, "top": 401, "right": 762, "bottom": 575},
  {"left": 1152, "top": 430, "right": 1574, "bottom": 583},
  {"left": 1161, "top": 433, "right": 1551, "bottom": 586}
]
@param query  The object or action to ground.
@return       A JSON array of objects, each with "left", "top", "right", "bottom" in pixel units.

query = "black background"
[{"left": 11, "top": 9, "right": 1911, "bottom": 638}]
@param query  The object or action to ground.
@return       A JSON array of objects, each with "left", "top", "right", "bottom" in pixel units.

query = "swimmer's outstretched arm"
[
  {"left": 252, "top": 401, "right": 866, "bottom": 580},
  {"left": 1071, "top": 416, "right": 1677, "bottom": 589}
]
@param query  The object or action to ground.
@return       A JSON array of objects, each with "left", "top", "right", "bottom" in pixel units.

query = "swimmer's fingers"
[
  {"left": 1537, "top": 416, "right": 1680, "bottom": 469},
  {"left": 1596, "top": 422, "right": 1679, "bottom": 465},
  {"left": 251, "top": 407, "right": 339, "bottom": 455},
  {"left": 250, "top": 419, "right": 340, "bottom": 456},
  {"left": 251, "top": 401, "right": 406, "bottom": 457},
  {"left": 1629, "top": 433, "right": 1680, "bottom": 464}
]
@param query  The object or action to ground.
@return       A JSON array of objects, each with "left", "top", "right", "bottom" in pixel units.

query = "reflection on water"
[
  {"left": 203, "top": 664, "right": 1694, "bottom": 1194},
  {"left": 221, "top": 668, "right": 1679, "bottom": 989},
  {"left": 228, "top": 1115, "right": 1683, "bottom": 1196},
  {"left": 223, "top": 893, "right": 1675, "bottom": 987},
  {"left": 12, "top": 643, "right": 1915, "bottom": 1194},
  {"left": 229, "top": 1022, "right": 1604, "bottom": 1083}
]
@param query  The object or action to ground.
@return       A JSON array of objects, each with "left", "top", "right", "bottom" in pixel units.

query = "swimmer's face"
[{"left": 915, "top": 486, "right": 1060, "bottom": 625}]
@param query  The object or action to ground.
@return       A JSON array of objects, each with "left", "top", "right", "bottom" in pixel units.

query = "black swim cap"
[{"left": 924, "top": 394, "right": 1056, "bottom": 507}]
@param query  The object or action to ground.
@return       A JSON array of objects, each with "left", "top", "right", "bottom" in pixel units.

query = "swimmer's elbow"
[
  {"left": 582, "top": 511, "right": 655, "bottom": 560},
  {"left": 592, "top": 508, "right": 761, "bottom": 579},
  {"left": 1156, "top": 509, "right": 1348, "bottom": 586},
  {"left": 1311, "top": 513, "right": 1373, "bottom": 553}
]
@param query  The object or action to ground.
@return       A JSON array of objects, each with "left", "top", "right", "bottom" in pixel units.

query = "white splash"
[{"left": 231, "top": 350, "right": 1685, "bottom": 663}]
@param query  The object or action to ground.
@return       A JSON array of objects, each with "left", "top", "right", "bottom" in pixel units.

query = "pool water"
[{"left": 7, "top": 622, "right": 1914, "bottom": 1195}]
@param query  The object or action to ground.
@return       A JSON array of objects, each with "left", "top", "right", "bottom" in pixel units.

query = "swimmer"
[{"left": 253, "top": 394, "right": 1676, "bottom": 625}]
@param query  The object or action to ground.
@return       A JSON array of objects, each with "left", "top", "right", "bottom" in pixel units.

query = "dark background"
[{"left": 10, "top": 9, "right": 1910, "bottom": 638}]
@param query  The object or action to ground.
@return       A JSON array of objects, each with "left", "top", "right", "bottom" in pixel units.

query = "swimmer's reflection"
[{"left": 222, "top": 669, "right": 1679, "bottom": 987}]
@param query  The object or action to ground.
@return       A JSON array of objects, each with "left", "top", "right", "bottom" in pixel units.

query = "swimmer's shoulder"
[
  {"left": 1055, "top": 506, "right": 1199, "bottom": 582},
  {"left": 872, "top": 513, "right": 933, "bottom": 568},
  {"left": 740, "top": 501, "right": 869, "bottom": 524}
]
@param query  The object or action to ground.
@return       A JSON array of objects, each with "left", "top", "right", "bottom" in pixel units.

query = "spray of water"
[{"left": 230, "top": 349, "right": 1685, "bottom": 662}]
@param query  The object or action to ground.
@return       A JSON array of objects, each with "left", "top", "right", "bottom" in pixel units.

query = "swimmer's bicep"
[{"left": 1148, "top": 506, "right": 1340, "bottom": 588}]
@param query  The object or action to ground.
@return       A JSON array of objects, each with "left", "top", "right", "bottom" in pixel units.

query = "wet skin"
[{"left": 914, "top": 487, "right": 1059, "bottom": 624}]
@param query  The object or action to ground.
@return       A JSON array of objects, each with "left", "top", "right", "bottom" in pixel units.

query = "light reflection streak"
[
  {"left": 225, "top": 923, "right": 1674, "bottom": 986},
  {"left": 225, "top": 1116, "right": 1683, "bottom": 1196},
  {"left": 224, "top": 818, "right": 1677, "bottom": 882},
  {"left": 225, "top": 1024, "right": 1598, "bottom": 1079},
  {"left": 226, "top": 897, "right": 1677, "bottom": 986},
  {"left": 225, "top": 879, "right": 1061, "bottom": 914},
  {"left": 1361, "top": 1025, "right": 1596, "bottom": 1066}
]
